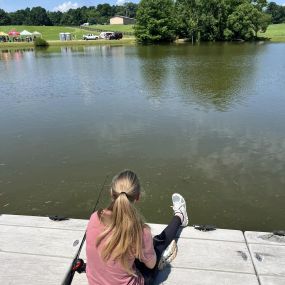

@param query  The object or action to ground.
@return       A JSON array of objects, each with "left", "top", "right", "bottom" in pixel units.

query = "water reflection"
[
  {"left": 52, "top": 45, "right": 128, "bottom": 57},
  {"left": 137, "top": 46, "right": 170, "bottom": 100},
  {"left": 60, "top": 46, "right": 83, "bottom": 54},
  {"left": 138, "top": 43, "right": 267, "bottom": 111},
  {"left": 175, "top": 44, "right": 266, "bottom": 111},
  {"left": 0, "top": 44, "right": 285, "bottom": 231},
  {"left": 0, "top": 48, "right": 34, "bottom": 61}
]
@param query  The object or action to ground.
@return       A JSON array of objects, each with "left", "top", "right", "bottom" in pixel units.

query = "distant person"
[{"left": 86, "top": 170, "right": 189, "bottom": 285}]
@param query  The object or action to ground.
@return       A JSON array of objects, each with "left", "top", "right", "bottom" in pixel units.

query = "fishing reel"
[{"left": 72, "top": 259, "right": 86, "bottom": 274}]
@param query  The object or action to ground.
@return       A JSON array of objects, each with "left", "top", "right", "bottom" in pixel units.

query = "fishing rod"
[{"left": 62, "top": 174, "right": 109, "bottom": 285}]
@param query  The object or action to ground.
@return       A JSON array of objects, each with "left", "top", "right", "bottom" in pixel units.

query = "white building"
[{"left": 110, "top": 16, "right": 135, "bottom": 25}]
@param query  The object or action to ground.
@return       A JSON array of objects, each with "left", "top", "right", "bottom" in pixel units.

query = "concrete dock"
[{"left": 0, "top": 214, "right": 284, "bottom": 285}]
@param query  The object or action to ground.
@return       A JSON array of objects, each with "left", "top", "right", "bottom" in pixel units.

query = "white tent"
[
  {"left": 32, "top": 31, "right": 42, "bottom": 37},
  {"left": 20, "top": 30, "right": 32, "bottom": 36}
]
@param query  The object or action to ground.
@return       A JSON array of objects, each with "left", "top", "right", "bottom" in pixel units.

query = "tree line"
[
  {"left": 135, "top": 0, "right": 284, "bottom": 43},
  {"left": 0, "top": 3, "right": 138, "bottom": 26},
  {"left": 0, "top": 1, "right": 284, "bottom": 27},
  {"left": 267, "top": 2, "right": 285, "bottom": 23},
  {"left": 0, "top": 1, "right": 284, "bottom": 43}
]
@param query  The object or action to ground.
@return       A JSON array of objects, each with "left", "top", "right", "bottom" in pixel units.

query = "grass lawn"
[
  {"left": 0, "top": 25, "right": 135, "bottom": 48},
  {"left": 0, "top": 25, "right": 88, "bottom": 41},
  {"left": 258, "top": 23, "right": 285, "bottom": 42},
  {"left": 88, "top": 24, "right": 134, "bottom": 33},
  {"left": 0, "top": 25, "right": 135, "bottom": 44},
  {"left": 0, "top": 38, "right": 135, "bottom": 48},
  {"left": 1, "top": 24, "right": 284, "bottom": 44}
]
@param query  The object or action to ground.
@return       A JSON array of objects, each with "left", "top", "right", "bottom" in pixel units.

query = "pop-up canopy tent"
[
  {"left": 8, "top": 29, "right": 20, "bottom": 37},
  {"left": 20, "top": 30, "right": 32, "bottom": 37},
  {"left": 0, "top": 31, "right": 9, "bottom": 42},
  {"left": 32, "top": 31, "right": 42, "bottom": 38}
]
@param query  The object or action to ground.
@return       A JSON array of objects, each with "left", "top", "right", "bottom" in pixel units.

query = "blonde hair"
[{"left": 96, "top": 170, "right": 146, "bottom": 275}]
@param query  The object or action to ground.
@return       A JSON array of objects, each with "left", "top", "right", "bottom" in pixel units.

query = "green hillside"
[
  {"left": 1, "top": 24, "right": 284, "bottom": 42},
  {"left": 88, "top": 24, "right": 134, "bottom": 33},
  {"left": 258, "top": 23, "right": 285, "bottom": 42},
  {"left": 0, "top": 26, "right": 87, "bottom": 41}
]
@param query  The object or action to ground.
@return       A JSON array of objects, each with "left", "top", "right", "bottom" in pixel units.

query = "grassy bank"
[
  {"left": 0, "top": 38, "right": 135, "bottom": 49},
  {"left": 0, "top": 25, "right": 89, "bottom": 41},
  {"left": 0, "top": 25, "right": 135, "bottom": 48},
  {"left": 258, "top": 23, "right": 285, "bottom": 42},
  {"left": 0, "top": 25, "right": 135, "bottom": 40},
  {"left": 0, "top": 42, "right": 33, "bottom": 48},
  {"left": 1, "top": 24, "right": 284, "bottom": 47}
]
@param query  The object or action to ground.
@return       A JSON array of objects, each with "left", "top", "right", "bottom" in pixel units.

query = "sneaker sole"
[{"left": 158, "top": 240, "right": 178, "bottom": 270}]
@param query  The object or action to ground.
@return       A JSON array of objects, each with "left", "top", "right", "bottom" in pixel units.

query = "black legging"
[{"left": 135, "top": 216, "right": 182, "bottom": 285}]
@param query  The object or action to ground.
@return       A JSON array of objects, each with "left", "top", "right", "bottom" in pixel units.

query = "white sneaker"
[
  {"left": 172, "top": 193, "right": 189, "bottom": 227},
  {"left": 158, "top": 240, "right": 178, "bottom": 270}
]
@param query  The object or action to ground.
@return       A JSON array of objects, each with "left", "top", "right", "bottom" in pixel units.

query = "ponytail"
[{"left": 96, "top": 170, "right": 146, "bottom": 275}]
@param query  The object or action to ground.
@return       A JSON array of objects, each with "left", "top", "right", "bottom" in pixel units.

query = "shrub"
[{"left": 34, "top": 38, "right": 49, "bottom": 47}]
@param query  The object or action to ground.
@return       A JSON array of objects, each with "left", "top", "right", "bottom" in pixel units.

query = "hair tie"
[{"left": 120, "top": 192, "right": 128, "bottom": 196}]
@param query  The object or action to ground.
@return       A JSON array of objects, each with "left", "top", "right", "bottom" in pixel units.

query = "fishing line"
[{"left": 62, "top": 173, "right": 109, "bottom": 285}]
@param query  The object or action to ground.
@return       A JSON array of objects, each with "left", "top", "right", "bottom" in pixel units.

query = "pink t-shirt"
[{"left": 86, "top": 211, "right": 156, "bottom": 285}]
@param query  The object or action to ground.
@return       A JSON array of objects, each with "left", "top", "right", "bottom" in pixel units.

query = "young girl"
[{"left": 86, "top": 170, "right": 188, "bottom": 285}]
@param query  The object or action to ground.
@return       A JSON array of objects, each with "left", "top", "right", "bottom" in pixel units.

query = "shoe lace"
[{"left": 171, "top": 203, "right": 183, "bottom": 212}]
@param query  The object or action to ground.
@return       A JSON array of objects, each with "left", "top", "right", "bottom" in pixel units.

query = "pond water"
[{"left": 0, "top": 43, "right": 285, "bottom": 231}]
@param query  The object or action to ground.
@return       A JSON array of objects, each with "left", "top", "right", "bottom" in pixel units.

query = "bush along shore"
[{"left": 134, "top": 0, "right": 275, "bottom": 43}]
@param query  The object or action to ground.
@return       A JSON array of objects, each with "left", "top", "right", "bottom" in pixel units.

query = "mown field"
[
  {"left": 0, "top": 26, "right": 88, "bottom": 41},
  {"left": 88, "top": 24, "right": 134, "bottom": 33},
  {"left": 258, "top": 23, "right": 285, "bottom": 42},
  {"left": 0, "top": 25, "right": 134, "bottom": 41},
  {"left": 1, "top": 24, "right": 284, "bottom": 43}
]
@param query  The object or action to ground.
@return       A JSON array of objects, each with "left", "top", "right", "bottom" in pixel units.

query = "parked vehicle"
[
  {"left": 83, "top": 34, "right": 99, "bottom": 40},
  {"left": 108, "top": 32, "right": 123, "bottom": 40},
  {"left": 99, "top": 32, "right": 114, "bottom": 39}
]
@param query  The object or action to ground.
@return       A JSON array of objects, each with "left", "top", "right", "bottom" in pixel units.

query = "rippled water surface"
[{"left": 1, "top": 43, "right": 285, "bottom": 231}]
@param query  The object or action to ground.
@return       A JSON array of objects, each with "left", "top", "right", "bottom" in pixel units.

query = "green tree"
[
  {"left": 116, "top": 2, "right": 138, "bottom": 18},
  {"left": 135, "top": 0, "right": 176, "bottom": 43},
  {"left": 0, "top": 8, "right": 11, "bottom": 25},
  {"left": 225, "top": 3, "right": 270, "bottom": 40},
  {"left": 124, "top": 2, "right": 138, "bottom": 18},
  {"left": 29, "top": 7, "right": 51, "bottom": 25},
  {"left": 251, "top": 0, "right": 268, "bottom": 11},
  {"left": 9, "top": 10, "right": 26, "bottom": 25},
  {"left": 47, "top": 11, "right": 63, "bottom": 26},
  {"left": 60, "top": 13, "right": 72, "bottom": 25},
  {"left": 197, "top": 0, "right": 229, "bottom": 41},
  {"left": 175, "top": 0, "right": 199, "bottom": 41},
  {"left": 21, "top": 8, "right": 32, "bottom": 25},
  {"left": 96, "top": 3, "right": 114, "bottom": 23},
  {"left": 266, "top": 2, "right": 285, "bottom": 24},
  {"left": 60, "top": 8, "right": 87, "bottom": 25},
  {"left": 86, "top": 8, "right": 101, "bottom": 25}
]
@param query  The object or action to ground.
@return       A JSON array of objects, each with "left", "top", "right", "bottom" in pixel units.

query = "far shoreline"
[
  {"left": 0, "top": 38, "right": 136, "bottom": 49},
  {"left": 1, "top": 37, "right": 284, "bottom": 50}
]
